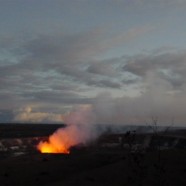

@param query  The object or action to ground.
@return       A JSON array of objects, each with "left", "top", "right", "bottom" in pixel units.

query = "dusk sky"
[{"left": 1, "top": 0, "right": 186, "bottom": 125}]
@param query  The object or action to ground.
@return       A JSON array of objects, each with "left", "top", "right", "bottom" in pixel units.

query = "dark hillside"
[{"left": 0, "top": 123, "right": 65, "bottom": 138}]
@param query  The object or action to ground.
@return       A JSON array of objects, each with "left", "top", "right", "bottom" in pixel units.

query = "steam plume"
[{"left": 37, "top": 105, "right": 98, "bottom": 153}]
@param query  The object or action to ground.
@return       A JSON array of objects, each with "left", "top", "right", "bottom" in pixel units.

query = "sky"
[{"left": 1, "top": 0, "right": 186, "bottom": 125}]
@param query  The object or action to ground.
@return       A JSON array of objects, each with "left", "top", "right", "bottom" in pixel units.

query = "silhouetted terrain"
[
  {"left": 0, "top": 123, "right": 65, "bottom": 138},
  {"left": 0, "top": 149, "right": 186, "bottom": 186},
  {"left": 0, "top": 124, "right": 186, "bottom": 185}
]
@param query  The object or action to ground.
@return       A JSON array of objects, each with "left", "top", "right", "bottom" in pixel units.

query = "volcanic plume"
[{"left": 37, "top": 106, "right": 96, "bottom": 154}]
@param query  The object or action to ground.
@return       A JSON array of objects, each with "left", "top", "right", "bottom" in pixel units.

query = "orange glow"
[
  {"left": 37, "top": 141, "right": 70, "bottom": 154},
  {"left": 37, "top": 125, "right": 82, "bottom": 154},
  {"left": 37, "top": 106, "right": 94, "bottom": 154}
]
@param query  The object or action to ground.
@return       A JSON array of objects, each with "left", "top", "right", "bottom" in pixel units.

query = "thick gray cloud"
[
  {"left": 22, "top": 90, "right": 93, "bottom": 105},
  {"left": 0, "top": 29, "right": 130, "bottom": 104},
  {"left": 87, "top": 58, "right": 120, "bottom": 77},
  {"left": 87, "top": 79, "right": 121, "bottom": 89},
  {"left": 123, "top": 52, "right": 186, "bottom": 88},
  {"left": 88, "top": 51, "right": 186, "bottom": 126},
  {"left": 3, "top": 46, "right": 186, "bottom": 125},
  {"left": 1, "top": 0, "right": 186, "bottom": 125},
  {"left": 0, "top": 31, "right": 116, "bottom": 117},
  {"left": 122, "top": 78, "right": 140, "bottom": 85},
  {"left": 1, "top": 28, "right": 186, "bottom": 125}
]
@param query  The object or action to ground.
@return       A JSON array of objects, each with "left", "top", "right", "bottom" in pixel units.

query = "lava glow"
[
  {"left": 37, "top": 125, "right": 84, "bottom": 154},
  {"left": 37, "top": 141, "right": 70, "bottom": 154},
  {"left": 37, "top": 106, "right": 94, "bottom": 154}
]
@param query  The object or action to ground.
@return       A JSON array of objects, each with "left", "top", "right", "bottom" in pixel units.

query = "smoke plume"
[{"left": 37, "top": 105, "right": 98, "bottom": 153}]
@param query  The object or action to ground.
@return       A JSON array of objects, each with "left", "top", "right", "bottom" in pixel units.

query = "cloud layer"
[{"left": 1, "top": 1, "right": 186, "bottom": 125}]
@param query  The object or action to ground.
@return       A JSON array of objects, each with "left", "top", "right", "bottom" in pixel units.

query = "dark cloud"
[
  {"left": 87, "top": 61, "right": 118, "bottom": 77},
  {"left": 22, "top": 90, "right": 91, "bottom": 104},
  {"left": 0, "top": 0, "right": 186, "bottom": 124},
  {"left": 1, "top": 27, "right": 186, "bottom": 124},
  {"left": 122, "top": 78, "right": 140, "bottom": 85},
  {"left": 123, "top": 52, "right": 186, "bottom": 88},
  {"left": 0, "top": 24, "right": 152, "bottom": 113},
  {"left": 87, "top": 79, "right": 121, "bottom": 89}
]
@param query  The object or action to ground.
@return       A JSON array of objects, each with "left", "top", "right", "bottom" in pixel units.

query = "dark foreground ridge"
[
  {"left": 1, "top": 124, "right": 186, "bottom": 185},
  {"left": 0, "top": 123, "right": 65, "bottom": 138},
  {"left": 0, "top": 148, "right": 186, "bottom": 186}
]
